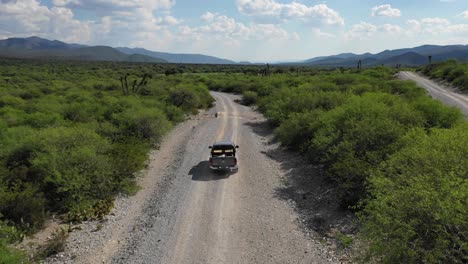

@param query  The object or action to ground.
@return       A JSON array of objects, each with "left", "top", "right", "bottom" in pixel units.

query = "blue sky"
[{"left": 1, "top": 0, "right": 467, "bottom": 62}]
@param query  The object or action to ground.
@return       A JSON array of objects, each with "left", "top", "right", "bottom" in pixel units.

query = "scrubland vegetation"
[
  {"left": 0, "top": 59, "right": 466, "bottom": 263},
  {"left": 206, "top": 66, "right": 466, "bottom": 263},
  {"left": 0, "top": 59, "right": 213, "bottom": 262},
  {"left": 422, "top": 60, "right": 468, "bottom": 91}
]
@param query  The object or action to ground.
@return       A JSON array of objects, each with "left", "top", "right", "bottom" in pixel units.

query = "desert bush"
[
  {"left": 422, "top": 61, "right": 468, "bottom": 91},
  {"left": 306, "top": 94, "right": 418, "bottom": 206},
  {"left": 0, "top": 183, "right": 46, "bottom": 231},
  {"left": 360, "top": 124, "right": 468, "bottom": 263},
  {"left": 28, "top": 127, "right": 113, "bottom": 215},
  {"left": 447, "top": 67, "right": 465, "bottom": 82},
  {"left": 113, "top": 107, "right": 171, "bottom": 144},
  {"left": 0, "top": 219, "right": 23, "bottom": 244},
  {"left": 453, "top": 75, "right": 468, "bottom": 89},
  {"left": 275, "top": 110, "right": 322, "bottom": 150},
  {"left": 411, "top": 97, "right": 463, "bottom": 128},
  {"left": 242, "top": 91, "right": 258, "bottom": 105},
  {"left": 0, "top": 243, "right": 28, "bottom": 264},
  {"left": 168, "top": 88, "right": 200, "bottom": 110}
]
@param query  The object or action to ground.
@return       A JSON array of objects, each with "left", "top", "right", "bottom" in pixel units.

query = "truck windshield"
[{"left": 212, "top": 145, "right": 235, "bottom": 157}]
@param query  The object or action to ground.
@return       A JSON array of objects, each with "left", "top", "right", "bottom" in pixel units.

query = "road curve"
[
  {"left": 104, "top": 92, "right": 330, "bottom": 263},
  {"left": 398, "top": 71, "right": 468, "bottom": 116}
]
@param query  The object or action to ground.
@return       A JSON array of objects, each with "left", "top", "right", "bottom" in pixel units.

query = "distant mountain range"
[
  {"left": 0, "top": 37, "right": 166, "bottom": 63},
  {"left": 300, "top": 45, "right": 468, "bottom": 67},
  {"left": 0, "top": 36, "right": 234, "bottom": 64},
  {"left": 1, "top": 37, "right": 467, "bottom": 66}
]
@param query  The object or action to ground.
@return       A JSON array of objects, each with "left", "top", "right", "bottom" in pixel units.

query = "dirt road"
[
  {"left": 47, "top": 92, "right": 334, "bottom": 264},
  {"left": 399, "top": 71, "right": 468, "bottom": 116}
]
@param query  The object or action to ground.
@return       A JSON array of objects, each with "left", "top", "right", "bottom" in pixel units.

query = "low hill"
[
  {"left": 380, "top": 52, "right": 427, "bottom": 66},
  {"left": 301, "top": 44, "right": 468, "bottom": 67},
  {"left": 116, "top": 47, "right": 236, "bottom": 64},
  {"left": 0, "top": 36, "right": 70, "bottom": 50},
  {"left": 0, "top": 46, "right": 167, "bottom": 63}
]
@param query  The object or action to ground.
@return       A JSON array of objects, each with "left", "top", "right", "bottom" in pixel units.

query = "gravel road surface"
[
  {"left": 399, "top": 71, "right": 468, "bottom": 116},
  {"left": 45, "top": 92, "right": 336, "bottom": 264}
]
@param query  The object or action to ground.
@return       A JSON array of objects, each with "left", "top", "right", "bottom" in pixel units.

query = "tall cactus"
[
  {"left": 120, "top": 73, "right": 152, "bottom": 95},
  {"left": 357, "top": 60, "right": 362, "bottom": 70}
]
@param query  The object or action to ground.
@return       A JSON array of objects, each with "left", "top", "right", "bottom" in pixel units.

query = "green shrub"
[
  {"left": 307, "top": 94, "right": 416, "bottom": 206},
  {"left": 0, "top": 243, "right": 28, "bottom": 264},
  {"left": 336, "top": 231, "right": 353, "bottom": 248},
  {"left": 168, "top": 88, "right": 200, "bottom": 110},
  {"left": 412, "top": 97, "right": 463, "bottom": 128},
  {"left": 453, "top": 75, "right": 468, "bottom": 89},
  {"left": 113, "top": 107, "right": 171, "bottom": 144},
  {"left": 110, "top": 139, "right": 149, "bottom": 187},
  {"left": 423, "top": 61, "right": 468, "bottom": 91},
  {"left": 0, "top": 95, "right": 26, "bottom": 109},
  {"left": 242, "top": 91, "right": 258, "bottom": 105},
  {"left": 360, "top": 124, "right": 468, "bottom": 263},
  {"left": 275, "top": 110, "right": 322, "bottom": 150},
  {"left": 446, "top": 67, "right": 465, "bottom": 82},
  {"left": 31, "top": 127, "right": 114, "bottom": 214},
  {"left": 0, "top": 219, "right": 23, "bottom": 244},
  {"left": 0, "top": 183, "right": 46, "bottom": 231}
]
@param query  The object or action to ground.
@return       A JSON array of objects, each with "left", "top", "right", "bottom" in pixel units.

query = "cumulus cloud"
[
  {"left": 201, "top": 12, "right": 216, "bottom": 22},
  {"left": 406, "top": 17, "right": 465, "bottom": 35},
  {"left": 180, "top": 13, "right": 299, "bottom": 42},
  {"left": 52, "top": 0, "right": 175, "bottom": 12},
  {"left": 345, "top": 22, "right": 402, "bottom": 40},
  {"left": 371, "top": 4, "right": 401, "bottom": 17},
  {"left": 0, "top": 0, "right": 184, "bottom": 49},
  {"left": 159, "top": 15, "right": 181, "bottom": 26},
  {"left": 460, "top": 11, "right": 468, "bottom": 19},
  {"left": 345, "top": 17, "right": 468, "bottom": 42},
  {"left": 0, "top": 0, "right": 91, "bottom": 42},
  {"left": 345, "top": 22, "right": 378, "bottom": 40},
  {"left": 236, "top": 0, "right": 344, "bottom": 25},
  {"left": 312, "top": 29, "right": 335, "bottom": 38}
]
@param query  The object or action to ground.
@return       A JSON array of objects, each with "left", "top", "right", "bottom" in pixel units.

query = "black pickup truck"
[{"left": 209, "top": 141, "right": 239, "bottom": 171}]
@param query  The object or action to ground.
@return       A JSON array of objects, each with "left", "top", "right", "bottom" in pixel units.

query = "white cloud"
[
  {"left": 0, "top": 0, "right": 91, "bottom": 42},
  {"left": 312, "top": 29, "right": 335, "bottom": 38},
  {"left": 0, "top": 0, "right": 184, "bottom": 49},
  {"left": 52, "top": 0, "right": 80, "bottom": 6},
  {"left": 236, "top": 0, "right": 344, "bottom": 25},
  {"left": 345, "top": 22, "right": 403, "bottom": 40},
  {"left": 160, "top": 15, "right": 181, "bottom": 26},
  {"left": 201, "top": 12, "right": 216, "bottom": 22},
  {"left": 460, "top": 11, "right": 468, "bottom": 19},
  {"left": 179, "top": 13, "right": 299, "bottom": 43},
  {"left": 343, "top": 17, "right": 468, "bottom": 44},
  {"left": 345, "top": 22, "right": 378, "bottom": 40},
  {"left": 406, "top": 17, "right": 468, "bottom": 35},
  {"left": 371, "top": 4, "right": 401, "bottom": 17},
  {"left": 379, "top": 24, "right": 403, "bottom": 34},
  {"left": 52, "top": 0, "right": 175, "bottom": 12}
]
